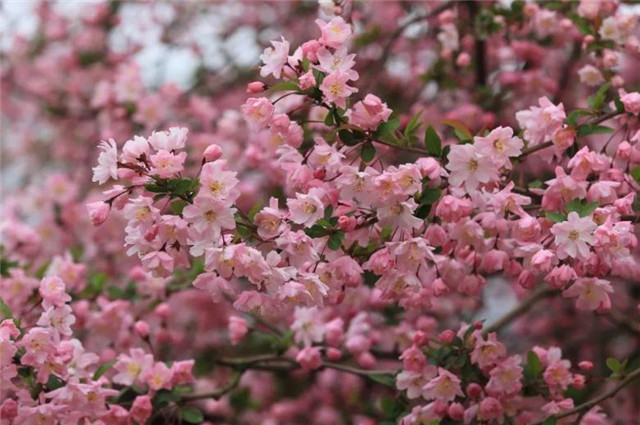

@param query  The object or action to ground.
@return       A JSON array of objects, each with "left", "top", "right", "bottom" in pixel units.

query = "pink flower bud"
[
  {"left": 130, "top": 395, "right": 153, "bottom": 425},
  {"left": 313, "top": 168, "right": 327, "bottom": 180},
  {"left": 301, "top": 40, "right": 321, "bottom": 62},
  {"left": 432, "top": 278, "right": 449, "bottom": 297},
  {"left": 572, "top": 374, "right": 586, "bottom": 389},
  {"left": 228, "top": 316, "right": 249, "bottom": 345},
  {"left": 356, "top": 351, "right": 376, "bottom": 369},
  {"left": 621, "top": 91, "right": 640, "bottom": 115},
  {"left": 155, "top": 303, "right": 171, "bottom": 319},
  {"left": 412, "top": 331, "right": 429, "bottom": 347},
  {"left": 466, "top": 382, "right": 483, "bottom": 399},
  {"left": 438, "top": 329, "right": 456, "bottom": 344},
  {"left": 246, "top": 81, "right": 266, "bottom": 94},
  {"left": 456, "top": 52, "right": 471, "bottom": 67},
  {"left": 0, "top": 399, "right": 17, "bottom": 422},
  {"left": 326, "top": 347, "right": 342, "bottom": 361},
  {"left": 448, "top": 403, "right": 464, "bottom": 420},
  {"left": 203, "top": 144, "right": 223, "bottom": 162},
  {"left": 134, "top": 320, "right": 150, "bottom": 338},
  {"left": 296, "top": 347, "right": 323, "bottom": 371},
  {"left": 578, "top": 361, "right": 594, "bottom": 371},
  {"left": 617, "top": 141, "right": 631, "bottom": 159},
  {"left": 86, "top": 201, "right": 109, "bottom": 226}
]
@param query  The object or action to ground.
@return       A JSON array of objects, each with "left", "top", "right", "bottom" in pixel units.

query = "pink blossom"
[
  {"left": 550, "top": 212, "right": 597, "bottom": 260},
  {"left": 316, "top": 17, "right": 352, "bottom": 48},
  {"left": 621, "top": 91, "right": 640, "bottom": 115},
  {"left": 446, "top": 144, "right": 498, "bottom": 193},
  {"left": 229, "top": 316, "right": 249, "bottom": 345},
  {"left": 92, "top": 139, "right": 118, "bottom": 185},
  {"left": 348, "top": 94, "right": 392, "bottom": 130},
  {"left": 86, "top": 201, "right": 109, "bottom": 226},
  {"left": 241, "top": 97, "right": 275, "bottom": 131},
  {"left": 563, "top": 277, "right": 613, "bottom": 312},
  {"left": 422, "top": 368, "right": 463, "bottom": 402},
  {"left": 130, "top": 395, "right": 152, "bottom": 424},
  {"left": 320, "top": 71, "right": 358, "bottom": 108},
  {"left": 149, "top": 150, "right": 186, "bottom": 178},
  {"left": 260, "top": 37, "right": 290, "bottom": 79},
  {"left": 473, "top": 126, "right": 523, "bottom": 167},
  {"left": 296, "top": 346, "right": 323, "bottom": 370}
]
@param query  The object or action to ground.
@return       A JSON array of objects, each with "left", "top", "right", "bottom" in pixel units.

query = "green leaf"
[
  {"left": 420, "top": 188, "right": 442, "bottom": 205},
  {"left": 0, "top": 299, "right": 14, "bottom": 320},
  {"left": 338, "top": 129, "right": 358, "bottom": 146},
  {"left": 375, "top": 118, "right": 400, "bottom": 138},
  {"left": 630, "top": 166, "right": 640, "bottom": 184},
  {"left": 606, "top": 357, "right": 621, "bottom": 374},
  {"left": 324, "top": 109, "right": 335, "bottom": 126},
  {"left": 379, "top": 226, "right": 392, "bottom": 241},
  {"left": 0, "top": 258, "right": 19, "bottom": 278},
  {"left": 566, "top": 109, "right": 592, "bottom": 127},
  {"left": 361, "top": 142, "right": 376, "bottom": 163},
  {"left": 324, "top": 205, "right": 334, "bottom": 220},
  {"left": 170, "top": 200, "right": 188, "bottom": 215},
  {"left": 587, "top": 82, "right": 611, "bottom": 110},
  {"left": 545, "top": 211, "right": 566, "bottom": 223},
  {"left": 35, "top": 262, "right": 50, "bottom": 279},
  {"left": 248, "top": 200, "right": 263, "bottom": 222},
  {"left": 577, "top": 124, "right": 613, "bottom": 136},
  {"left": 46, "top": 375, "right": 65, "bottom": 390},
  {"left": 424, "top": 126, "right": 442, "bottom": 157},
  {"left": 367, "top": 373, "right": 396, "bottom": 387},
  {"left": 579, "top": 201, "right": 599, "bottom": 218},
  {"left": 527, "top": 351, "right": 542, "bottom": 377},
  {"left": 404, "top": 110, "right": 423, "bottom": 141},
  {"left": 327, "top": 231, "right": 345, "bottom": 251},
  {"left": 564, "top": 199, "right": 583, "bottom": 214},
  {"left": 305, "top": 225, "right": 328, "bottom": 238},
  {"left": 180, "top": 407, "right": 204, "bottom": 424},
  {"left": 268, "top": 81, "right": 299, "bottom": 92},
  {"left": 441, "top": 119, "right": 473, "bottom": 141},
  {"left": 93, "top": 360, "right": 117, "bottom": 380},
  {"left": 453, "top": 128, "right": 472, "bottom": 143}
]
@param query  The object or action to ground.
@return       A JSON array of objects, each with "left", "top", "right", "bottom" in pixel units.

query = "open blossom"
[
  {"left": 578, "top": 65, "right": 605, "bottom": 87},
  {"left": 515, "top": 97, "right": 565, "bottom": 145},
  {"left": 563, "top": 277, "right": 613, "bottom": 312},
  {"left": 242, "top": 97, "right": 275, "bottom": 131},
  {"left": 446, "top": 144, "right": 499, "bottom": 193},
  {"left": 620, "top": 91, "right": 640, "bottom": 115},
  {"left": 149, "top": 150, "right": 186, "bottom": 178},
  {"left": 316, "top": 17, "right": 352, "bottom": 48},
  {"left": 550, "top": 212, "right": 597, "bottom": 260},
  {"left": 422, "top": 368, "right": 463, "bottom": 402},
  {"left": 91, "top": 139, "right": 118, "bottom": 185},
  {"left": 182, "top": 195, "right": 236, "bottom": 236},
  {"left": 199, "top": 160, "right": 239, "bottom": 202},
  {"left": 320, "top": 71, "right": 358, "bottom": 108},
  {"left": 473, "top": 126, "right": 523, "bottom": 167},
  {"left": 287, "top": 188, "right": 325, "bottom": 226},
  {"left": 112, "top": 348, "right": 153, "bottom": 386},
  {"left": 348, "top": 94, "right": 392, "bottom": 130},
  {"left": 260, "top": 36, "right": 290, "bottom": 79}
]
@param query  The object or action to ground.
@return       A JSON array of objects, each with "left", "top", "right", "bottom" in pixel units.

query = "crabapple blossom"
[{"left": 3, "top": 1, "right": 640, "bottom": 424}]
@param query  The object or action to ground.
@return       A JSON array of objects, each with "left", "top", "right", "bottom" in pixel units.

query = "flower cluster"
[{"left": 2, "top": 1, "right": 640, "bottom": 424}]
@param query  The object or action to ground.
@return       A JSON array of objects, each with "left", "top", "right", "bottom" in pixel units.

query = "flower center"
[{"left": 568, "top": 230, "right": 580, "bottom": 241}]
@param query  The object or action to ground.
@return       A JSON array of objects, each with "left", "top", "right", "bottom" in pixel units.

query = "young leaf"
[
  {"left": 361, "top": 142, "right": 376, "bottom": 163},
  {"left": 630, "top": 166, "right": 640, "bottom": 184},
  {"left": 367, "top": 373, "right": 396, "bottom": 387},
  {"left": 424, "top": 126, "right": 442, "bottom": 157},
  {"left": 180, "top": 407, "right": 204, "bottom": 424},
  {"left": 527, "top": 351, "right": 542, "bottom": 377},
  {"left": 545, "top": 211, "right": 566, "bottom": 223},
  {"left": 248, "top": 200, "right": 264, "bottom": 222},
  {"left": 606, "top": 357, "right": 621, "bottom": 374},
  {"left": 93, "top": 360, "right": 117, "bottom": 380},
  {"left": 327, "top": 231, "right": 345, "bottom": 250}
]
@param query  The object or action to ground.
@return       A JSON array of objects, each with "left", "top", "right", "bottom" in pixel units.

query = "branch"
[
  {"left": 483, "top": 286, "right": 555, "bottom": 336},
  {"left": 372, "top": 138, "right": 431, "bottom": 155},
  {"left": 531, "top": 367, "right": 640, "bottom": 425},
  {"left": 182, "top": 370, "right": 243, "bottom": 401}
]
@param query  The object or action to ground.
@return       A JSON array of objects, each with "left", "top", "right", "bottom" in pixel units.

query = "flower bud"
[
  {"left": 246, "top": 81, "right": 266, "bottom": 94},
  {"left": 203, "top": 144, "right": 223, "bottom": 162},
  {"left": 134, "top": 320, "right": 150, "bottom": 338}
]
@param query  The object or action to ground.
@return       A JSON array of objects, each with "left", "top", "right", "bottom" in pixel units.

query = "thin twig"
[
  {"left": 483, "top": 286, "right": 555, "bottom": 336},
  {"left": 530, "top": 367, "right": 640, "bottom": 425}
]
